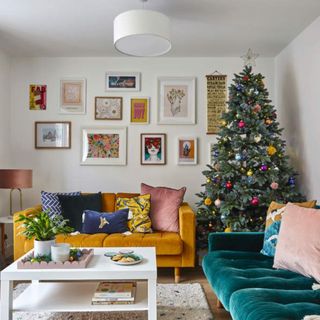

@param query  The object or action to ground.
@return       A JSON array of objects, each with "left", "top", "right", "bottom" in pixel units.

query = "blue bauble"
[
  {"left": 235, "top": 154, "right": 242, "bottom": 161},
  {"left": 247, "top": 176, "right": 254, "bottom": 184},
  {"left": 288, "top": 177, "right": 295, "bottom": 186},
  {"left": 213, "top": 150, "right": 219, "bottom": 158},
  {"left": 236, "top": 84, "right": 244, "bottom": 92}
]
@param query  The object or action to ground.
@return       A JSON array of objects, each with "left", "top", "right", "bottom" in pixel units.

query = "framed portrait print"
[
  {"left": 158, "top": 76, "right": 196, "bottom": 124},
  {"left": 95, "top": 97, "right": 123, "bottom": 120},
  {"left": 35, "top": 121, "right": 71, "bottom": 149},
  {"left": 141, "top": 133, "right": 166, "bottom": 165},
  {"left": 81, "top": 127, "right": 127, "bottom": 166},
  {"left": 130, "top": 97, "right": 149, "bottom": 124},
  {"left": 29, "top": 84, "right": 47, "bottom": 110},
  {"left": 177, "top": 137, "right": 197, "bottom": 165},
  {"left": 105, "top": 72, "right": 140, "bottom": 91},
  {"left": 60, "top": 78, "right": 86, "bottom": 114}
]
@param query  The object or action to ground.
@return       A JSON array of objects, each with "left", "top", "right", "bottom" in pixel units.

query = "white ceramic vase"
[{"left": 34, "top": 239, "right": 55, "bottom": 257}]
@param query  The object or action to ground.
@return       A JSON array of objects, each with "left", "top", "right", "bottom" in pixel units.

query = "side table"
[{"left": 0, "top": 216, "right": 13, "bottom": 259}]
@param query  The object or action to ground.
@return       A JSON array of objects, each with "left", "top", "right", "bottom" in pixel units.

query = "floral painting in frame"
[
  {"left": 95, "top": 97, "right": 122, "bottom": 120},
  {"left": 81, "top": 127, "right": 127, "bottom": 165},
  {"left": 130, "top": 97, "right": 149, "bottom": 124},
  {"left": 158, "top": 77, "right": 196, "bottom": 124},
  {"left": 177, "top": 137, "right": 197, "bottom": 165},
  {"left": 60, "top": 78, "right": 86, "bottom": 114},
  {"left": 29, "top": 85, "right": 47, "bottom": 110},
  {"left": 141, "top": 133, "right": 166, "bottom": 165}
]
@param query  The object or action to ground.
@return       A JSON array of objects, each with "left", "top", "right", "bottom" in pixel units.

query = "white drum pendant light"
[{"left": 114, "top": 5, "right": 171, "bottom": 57}]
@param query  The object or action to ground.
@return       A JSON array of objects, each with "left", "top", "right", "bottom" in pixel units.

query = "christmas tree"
[{"left": 196, "top": 66, "right": 304, "bottom": 233}]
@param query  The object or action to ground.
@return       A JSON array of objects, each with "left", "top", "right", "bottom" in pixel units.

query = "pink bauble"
[
  {"left": 238, "top": 120, "right": 245, "bottom": 128},
  {"left": 253, "top": 104, "right": 261, "bottom": 112},
  {"left": 251, "top": 197, "right": 259, "bottom": 206},
  {"left": 214, "top": 199, "right": 222, "bottom": 208},
  {"left": 270, "top": 182, "right": 279, "bottom": 190}
]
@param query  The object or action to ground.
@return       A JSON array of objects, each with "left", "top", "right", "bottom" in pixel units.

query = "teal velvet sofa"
[{"left": 202, "top": 232, "right": 320, "bottom": 320}]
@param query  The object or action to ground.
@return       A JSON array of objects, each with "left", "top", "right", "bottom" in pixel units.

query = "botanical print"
[
  {"left": 131, "top": 98, "right": 149, "bottom": 123},
  {"left": 141, "top": 134, "right": 166, "bottom": 165},
  {"left": 62, "top": 81, "right": 82, "bottom": 105},
  {"left": 164, "top": 85, "right": 188, "bottom": 117},
  {"left": 179, "top": 139, "right": 195, "bottom": 162},
  {"left": 86, "top": 134, "right": 120, "bottom": 159},
  {"left": 95, "top": 97, "right": 122, "bottom": 120},
  {"left": 29, "top": 85, "right": 46, "bottom": 110}
]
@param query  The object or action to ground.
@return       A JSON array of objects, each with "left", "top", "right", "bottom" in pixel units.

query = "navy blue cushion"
[
  {"left": 41, "top": 191, "right": 81, "bottom": 218},
  {"left": 82, "top": 209, "right": 129, "bottom": 234}
]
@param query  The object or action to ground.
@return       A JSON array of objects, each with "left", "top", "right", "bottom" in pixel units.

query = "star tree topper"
[{"left": 241, "top": 48, "right": 259, "bottom": 67}]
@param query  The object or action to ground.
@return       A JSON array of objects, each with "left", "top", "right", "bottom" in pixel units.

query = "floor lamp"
[{"left": 0, "top": 169, "right": 33, "bottom": 216}]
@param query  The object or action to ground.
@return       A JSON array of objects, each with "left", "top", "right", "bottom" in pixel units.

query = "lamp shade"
[
  {"left": 114, "top": 9, "right": 171, "bottom": 57},
  {"left": 0, "top": 169, "right": 33, "bottom": 189}
]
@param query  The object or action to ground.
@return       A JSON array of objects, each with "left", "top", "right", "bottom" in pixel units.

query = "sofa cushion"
[
  {"left": 230, "top": 288, "right": 320, "bottom": 320},
  {"left": 260, "top": 220, "right": 281, "bottom": 257},
  {"left": 116, "top": 194, "right": 152, "bottom": 233},
  {"left": 101, "top": 193, "right": 117, "bottom": 212},
  {"left": 54, "top": 232, "right": 183, "bottom": 255},
  {"left": 202, "top": 250, "right": 314, "bottom": 311},
  {"left": 82, "top": 209, "right": 129, "bottom": 234}
]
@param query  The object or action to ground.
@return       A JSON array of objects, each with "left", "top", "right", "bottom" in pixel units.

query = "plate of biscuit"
[{"left": 109, "top": 253, "right": 143, "bottom": 265}]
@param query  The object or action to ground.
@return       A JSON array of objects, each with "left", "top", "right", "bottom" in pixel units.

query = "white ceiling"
[{"left": 0, "top": 0, "right": 319, "bottom": 57}]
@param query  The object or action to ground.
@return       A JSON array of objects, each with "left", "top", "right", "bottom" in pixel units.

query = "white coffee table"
[{"left": 0, "top": 247, "right": 157, "bottom": 320}]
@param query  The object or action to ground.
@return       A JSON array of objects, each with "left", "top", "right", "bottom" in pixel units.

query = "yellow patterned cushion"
[
  {"left": 265, "top": 200, "right": 316, "bottom": 228},
  {"left": 116, "top": 194, "right": 152, "bottom": 233}
]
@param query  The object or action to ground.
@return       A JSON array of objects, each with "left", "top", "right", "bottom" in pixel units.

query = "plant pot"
[{"left": 34, "top": 239, "right": 55, "bottom": 257}]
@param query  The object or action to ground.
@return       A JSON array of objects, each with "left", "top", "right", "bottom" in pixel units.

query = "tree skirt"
[{"left": 13, "top": 283, "right": 214, "bottom": 320}]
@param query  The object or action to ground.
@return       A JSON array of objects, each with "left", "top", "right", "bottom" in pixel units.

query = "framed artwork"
[
  {"left": 95, "top": 97, "right": 123, "bottom": 120},
  {"left": 35, "top": 122, "right": 71, "bottom": 149},
  {"left": 29, "top": 85, "right": 47, "bottom": 110},
  {"left": 177, "top": 137, "right": 197, "bottom": 165},
  {"left": 60, "top": 78, "right": 86, "bottom": 114},
  {"left": 81, "top": 127, "right": 127, "bottom": 166},
  {"left": 208, "top": 142, "right": 215, "bottom": 165},
  {"left": 130, "top": 97, "right": 149, "bottom": 124},
  {"left": 141, "top": 133, "right": 166, "bottom": 165},
  {"left": 105, "top": 72, "right": 140, "bottom": 91},
  {"left": 158, "top": 76, "right": 196, "bottom": 125}
]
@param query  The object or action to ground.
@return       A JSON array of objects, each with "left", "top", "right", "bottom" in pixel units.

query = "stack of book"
[{"left": 91, "top": 281, "right": 136, "bottom": 305}]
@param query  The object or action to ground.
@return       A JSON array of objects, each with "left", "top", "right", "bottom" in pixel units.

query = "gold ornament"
[
  {"left": 240, "top": 167, "right": 246, "bottom": 173},
  {"left": 247, "top": 169, "right": 253, "bottom": 176},
  {"left": 221, "top": 120, "right": 227, "bottom": 126},
  {"left": 204, "top": 197, "right": 212, "bottom": 206},
  {"left": 265, "top": 118, "right": 273, "bottom": 125},
  {"left": 206, "top": 178, "right": 211, "bottom": 183},
  {"left": 267, "top": 146, "right": 277, "bottom": 156},
  {"left": 224, "top": 227, "right": 232, "bottom": 233}
]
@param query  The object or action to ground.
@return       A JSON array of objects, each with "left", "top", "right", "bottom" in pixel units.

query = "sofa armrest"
[
  {"left": 208, "top": 232, "right": 264, "bottom": 253},
  {"left": 13, "top": 205, "right": 42, "bottom": 260},
  {"left": 179, "top": 203, "right": 196, "bottom": 267}
]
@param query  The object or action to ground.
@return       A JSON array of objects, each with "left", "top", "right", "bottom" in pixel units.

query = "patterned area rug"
[{"left": 13, "top": 283, "right": 213, "bottom": 320}]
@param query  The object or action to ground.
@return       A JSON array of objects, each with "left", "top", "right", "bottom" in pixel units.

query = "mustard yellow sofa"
[{"left": 13, "top": 192, "right": 196, "bottom": 282}]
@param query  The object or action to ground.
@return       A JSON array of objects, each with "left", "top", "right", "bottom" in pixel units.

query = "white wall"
[
  {"left": 0, "top": 50, "right": 11, "bottom": 214},
  {"left": 275, "top": 16, "right": 320, "bottom": 200},
  {"left": 10, "top": 57, "right": 275, "bottom": 210}
]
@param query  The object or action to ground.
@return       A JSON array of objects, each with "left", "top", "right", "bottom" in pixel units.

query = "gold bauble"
[
  {"left": 204, "top": 198, "right": 212, "bottom": 206},
  {"left": 247, "top": 169, "right": 253, "bottom": 176},
  {"left": 206, "top": 178, "right": 211, "bottom": 183},
  {"left": 224, "top": 227, "right": 232, "bottom": 233},
  {"left": 265, "top": 119, "right": 273, "bottom": 125},
  {"left": 221, "top": 120, "right": 227, "bottom": 126},
  {"left": 267, "top": 145, "right": 277, "bottom": 156},
  {"left": 240, "top": 167, "right": 246, "bottom": 173}
]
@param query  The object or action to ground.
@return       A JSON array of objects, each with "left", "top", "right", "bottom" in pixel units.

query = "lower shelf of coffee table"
[{"left": 13, "top": 281, "right": 148, "bottom": 312}]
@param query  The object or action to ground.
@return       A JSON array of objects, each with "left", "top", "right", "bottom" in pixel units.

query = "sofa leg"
[
  {"left": 174, "top": 267, "right": 181, "bottom": 283},
  {"left": 217, "top": 299, "right": 224, "bottom": 309}
]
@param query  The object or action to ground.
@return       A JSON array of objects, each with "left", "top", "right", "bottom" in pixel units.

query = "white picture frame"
[
  {"left": 60, "top": 78, "right": 86, "bottom": 114},
  {"left": 81, "top": 127, "right": 127, "bottom": 166},
  {"left": 105, "top": 72, "right": 140, "bottom": 92},
  {"left": 158, "top": 76, "right": 196, "bottom": 125},
  {"left": 177, "top": 137, "right": 198, "bottom": 165}
]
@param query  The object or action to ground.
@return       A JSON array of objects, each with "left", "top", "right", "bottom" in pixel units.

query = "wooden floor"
[{"left": 158, "top": 267, "right": 232, "bottom": 320}]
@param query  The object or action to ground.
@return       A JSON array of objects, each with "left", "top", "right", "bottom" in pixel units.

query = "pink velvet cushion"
[
  {"left": 141, "top": 183, "right": 186, "bottom": 232},
  {"left": 273, "top": 203, "right": 320, "bottom": 282}
]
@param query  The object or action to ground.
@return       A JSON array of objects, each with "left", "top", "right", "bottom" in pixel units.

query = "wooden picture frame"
[
  {"left": 140, "top": 133, "right": 166, "bottom": 165},
  {"left": 35, "top": 121, "right": 71, "bottom": 149},
  {"left": 95, "top": 97, "right": 123, "bottom": 120}
]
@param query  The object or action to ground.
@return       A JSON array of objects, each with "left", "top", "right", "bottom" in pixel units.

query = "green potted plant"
[{"left": 16, "top": 211, "right": 74, "bottom": 257}]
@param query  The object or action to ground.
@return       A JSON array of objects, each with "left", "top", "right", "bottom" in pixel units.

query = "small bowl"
[{"left": 51, "top": 243, "right": 70, "bottom": 262}]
